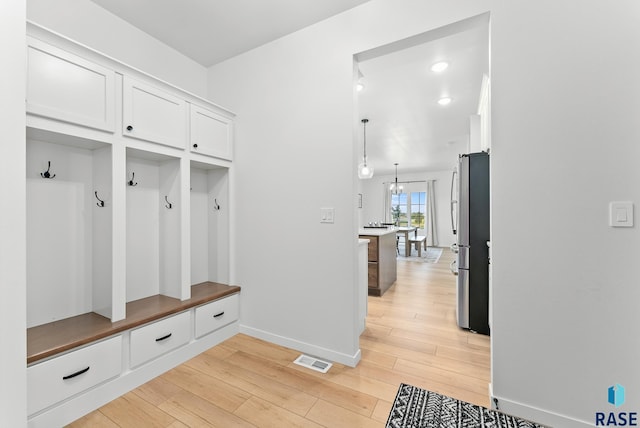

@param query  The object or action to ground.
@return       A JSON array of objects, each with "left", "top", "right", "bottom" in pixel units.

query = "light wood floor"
[{"left": 69, "top": 249, "right": 490, "bottom": 427}]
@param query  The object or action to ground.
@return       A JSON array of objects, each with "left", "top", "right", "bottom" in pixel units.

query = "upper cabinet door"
[
  {"left": 122, "top": 77, "right": 187, "bottom": 150},
  {"left": 26, "top": 38, "right": 115, "bottom": 133},
  {"left": 190, "top": 104, "right": 233, "bottom": 160}
]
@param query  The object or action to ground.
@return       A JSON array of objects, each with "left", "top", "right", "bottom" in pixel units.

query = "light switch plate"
[
  {"left": 320, "top": 208, "right": 335, "bottom": 223},
  {"left": 609, "top": 201, "right": 633, "bottom": 227}
]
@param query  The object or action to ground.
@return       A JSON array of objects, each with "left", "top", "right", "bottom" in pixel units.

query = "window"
[
  {"left": 411, "top": 192, "right": 426, "bottom": 229},
  {"left": 391, "top": 191, "right": 426, "bottom": 228},
  {"left": 391, "top": 193, "right": 408, "bottom": 226}
]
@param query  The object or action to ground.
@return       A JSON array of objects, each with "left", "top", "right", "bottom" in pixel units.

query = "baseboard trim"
[
  {"left": 240, "top": 324, "right": 361, "bottom": 367},
  {"left": 491, "top": 394, "right": 593, "bottom": 428}
]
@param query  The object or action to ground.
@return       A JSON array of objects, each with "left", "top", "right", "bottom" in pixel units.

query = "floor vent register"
[{"left": 293, "top": 354, "right": 332, "bottom": 373}]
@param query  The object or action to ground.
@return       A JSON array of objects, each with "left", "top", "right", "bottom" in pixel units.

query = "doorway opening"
[{"left": 353, "top": 12, "right": 492, "bottom": 408}]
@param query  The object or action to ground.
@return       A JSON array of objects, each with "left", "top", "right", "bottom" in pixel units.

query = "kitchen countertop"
[{"left": 358, "top": 227, "right": 398, "bottom": 236}]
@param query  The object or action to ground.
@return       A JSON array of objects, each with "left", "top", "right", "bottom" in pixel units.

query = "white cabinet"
[
  {"left": 25, "top": 27, "right": 234, "bottom": 330},
  {"left": 26, "top": 37, "right": 115, "bottom": 133},
  {"left": 122, "top": 76, "right": 187, "bottom": 149},
  {"left": 25, "top": 24, "right": 238, "bottom": 427},
  {"left": 195, "top": 294, "right": 239, "bottom": 338},
  {"left": 358, "top": 239, "right": 369, "bottom": 334},
  {"left": 190, "top": 104, "right": 233, "bottom": 160},
  {"left": 27, "top": 336, "right": 122, "bottom": 415},
  {"left": 130, "top": 311, "right": 191, "bottom": 368}
]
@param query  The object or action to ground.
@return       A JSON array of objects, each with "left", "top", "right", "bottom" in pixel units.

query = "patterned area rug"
[
  {"left": 399, "top": 247, "right": 443, "bottom": 263},
  {"left": 386, "top": 384, "right": 547, "bottom": 428}
]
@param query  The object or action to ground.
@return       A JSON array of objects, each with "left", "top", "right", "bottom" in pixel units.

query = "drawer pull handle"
[
  {"left": 63, "top": 366, "right": 90, "bottom": 380},
  {"left": 155, "top": 333, "right": 173, "bottom": 342},
  {"left": 213, "top": 311, "right": 225, "bottom": 318}
]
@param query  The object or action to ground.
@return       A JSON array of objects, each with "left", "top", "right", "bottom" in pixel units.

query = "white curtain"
[
  {"left": 426, "top": 179, "right": 438, "bottom": 246},
  {"left": 382, "top": 183, "right": 391, "bottom": 223}
]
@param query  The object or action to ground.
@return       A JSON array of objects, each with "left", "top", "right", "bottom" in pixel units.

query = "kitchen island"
[{"left": 358, "top": 227, "right": 398, "bottom": 296}]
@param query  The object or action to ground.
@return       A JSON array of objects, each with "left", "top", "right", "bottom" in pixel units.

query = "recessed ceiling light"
[
  {"left": 438, "top": 97, "right": 452, "bottom": 106},
  {"left": 430, "top": 61, "right": 449, "bottom": 72}
]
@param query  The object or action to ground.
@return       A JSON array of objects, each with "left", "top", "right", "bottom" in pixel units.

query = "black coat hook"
[
  {"left": 165, "top": 196, "right": 172, "bottom": 209},
  {"left": 213, "top": 198, "right": 221, "bottom": 211},
  {"left": 95, "top": 191, "right": 105, "bottom": 208},
  {"left": 41, "top": 161, "right": 56, "bottom": 179},
  {"left": 128, "top": 172, "right": 138, "bottom": 186}
]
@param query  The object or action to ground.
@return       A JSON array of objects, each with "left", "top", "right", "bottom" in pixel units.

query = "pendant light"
[
  {"left": 358, "top": 118, "right": 374, "bottom": 179},
  {"left": 390, "top": 163, "right": 404, "bottom": 194}
]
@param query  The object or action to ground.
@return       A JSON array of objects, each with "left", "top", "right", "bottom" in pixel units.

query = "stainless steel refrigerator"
[{"left": 450, "top": 152, "right": 490, "bottom": 335}]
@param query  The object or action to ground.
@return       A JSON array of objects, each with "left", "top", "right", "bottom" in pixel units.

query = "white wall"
[
  {"left": 490, "top": 1, "right": 640, "bottom": 426},
  {"left": 207, "top": 0, "right": 491, "bottom": 365},
  {"left": 210, "top": 0, "right": 640, "bottom": 425},
  {"left": 27, "top": 0, "right": 208, "bottom": 97},
  {"left": 26, "top": 140, "right": 96, "bottom": 327},
  {"left": 360, "top": 169, "right": 456, "bottom": 248},
  {"left": 0, "top": 0, "right": 26, "bottom": 425}
]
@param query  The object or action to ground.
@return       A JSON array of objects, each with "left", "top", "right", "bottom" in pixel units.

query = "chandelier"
[{"left": 390, "top": 163, "right": 403, "bottom": 194}]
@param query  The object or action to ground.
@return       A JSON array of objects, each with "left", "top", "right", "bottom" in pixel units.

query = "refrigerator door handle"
[
  {"left": 450, "top": 243, "right": 458, "bottom": 253},
  {"left": 458, "top": 156, "right": 470, "bottom": 246},
  {"left": 450, "top": 260, "right": 458, "bottom": 275},
  {"left": 450, "top": 169, "right": 457, "bottom": 235}
]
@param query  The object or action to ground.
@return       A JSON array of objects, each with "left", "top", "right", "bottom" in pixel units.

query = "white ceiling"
[
  {"left": 89, "top": 0, "right": 488, "bottom": 176},
  {"left": 357, "top": 18, "right": 489, "bottom": 174},
  {"left": 90, "top": 0, "right": 371, "bottom": 67}
]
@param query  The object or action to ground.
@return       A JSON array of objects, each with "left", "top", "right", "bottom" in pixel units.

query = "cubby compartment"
[
  {"left": 126, "top": 148, "right": 185, "bottom": 303},
  {"left": 190, "top": 161, "right": 230, "bottom": 285},
  {"left": 26, "top": 129, "right": 113, "bottom": 327}
]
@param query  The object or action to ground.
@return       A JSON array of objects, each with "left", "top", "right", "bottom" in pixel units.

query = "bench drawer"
[
  {"left": 130, "top": 311, "right": 191, "bottom": 368},
  {"left": 27, "top": 335, "right": 122, "bottom": 415},
  {"left": 195, "top": 294, "right": 239, "bottom": 338}
]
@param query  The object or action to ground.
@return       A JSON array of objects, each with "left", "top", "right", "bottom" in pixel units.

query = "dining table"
[{"left": 396, "top": 226, "right": 417, "bottom": 257}]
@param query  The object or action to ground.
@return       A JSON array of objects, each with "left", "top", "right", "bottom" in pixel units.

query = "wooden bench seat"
[
  {"left": 408, "top": 235, "right": 427, "bottom": 257},
  {"left": 27, "top": 282, "right": 240, "bottom": 364}
]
